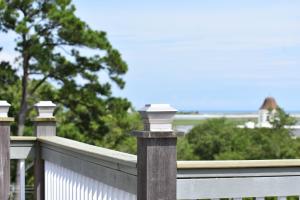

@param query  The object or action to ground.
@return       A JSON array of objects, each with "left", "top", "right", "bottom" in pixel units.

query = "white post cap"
[
  {"left": 139, "top": 104, "right": 177, "bottom": 132},
  {"left": 35, "top": 101, "right": 56, "bottom": 118},
  {"left": 0, "top": 100, "right": 11, "bottom": 117}
]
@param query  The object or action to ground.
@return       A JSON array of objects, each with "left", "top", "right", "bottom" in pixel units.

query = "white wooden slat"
[
  {"left": 44, "top": 163, "right": 47, "bottom": 200},
  {"left": 92, "top": 179, "right": 97, "bottom": 200},
  {"left": 98, "top": 181, "right": 103, "bottom": 200},
  {"left": 256, "top": 197, "right": 265, "bottom": 200},
  {"left": 50, "top": 163, "right": 53, "bottom": 200},
  {"left": 53, "top": 164, "right": 56, "bottom": 200},
  {"left": 108, "top": 185, "right": 112, "bottom": 200},
  {"left": 65, "top": 169, "right": 69, "bottom": 200},
  {"left": 84, "top": 176, "right": 88, "bottom": 200},
  {"left": 80, "top": 175, "right": 83, "bottom": 200},
  {"left": 71, "top": 170, "right": 75, "bottom": 200},
  {"left": 103, "top": 183, "right": 107, "bottom": 200},
  {"left": 48, "top": 162, "right": 52, "bottom": 200},
  {"left": 69, "top": 170, "right": 73, "bottom": 200},
  {"left": 62, "top": 170, "right": 65, "bottom": 200},
  {"left": 56, "top": 164, "right": 59, "bottom": 200},
  {"left": 77, "top": 173, "right": 81, "bottom": 200},
  {"left": 88, "top": 178, "right": 93, "bottom": 200},
  {"left": 58, "top": 165, "right": 61, "bottom": 200},
  {"left": 44, "top": 161, "right": 136, "bottom": 200},
  {"left": 45, "top": 162, "right": 49, "bottom": 200},
  {"left": 19, "top": 159, "right": 25, "bottom": 200}
]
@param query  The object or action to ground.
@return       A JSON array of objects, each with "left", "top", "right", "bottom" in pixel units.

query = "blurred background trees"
[
  {"left": 0, "top": 1, "right": 141, "bottom": 198},
  {"left": 177, "top": 111, "right": 300, "bottom": 160},
  {"left": 0, "top": 0, "right": 141, "bottom": 149}
]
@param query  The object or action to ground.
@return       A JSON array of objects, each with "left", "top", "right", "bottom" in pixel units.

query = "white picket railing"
[
  {"left": 6, "top": 101, "right": 300, "bottom": 200},
  {"left": 45, "top": 161, "right": 136, "bottom": 200},
  {"left": 10, "top": 137, "right": 300, "bottom": 200},
  {"left": 39, "top": 136, "right": 137, "bottom": 200}
]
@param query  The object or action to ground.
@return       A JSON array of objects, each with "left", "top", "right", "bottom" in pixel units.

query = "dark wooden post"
[
  {"left": 0, "top": 101, "right": 13, "bottom": 200},
  {"left": 33, "top": 101, "right": 56, "bottom": 200},
  {"left": 132, "top": 104, "right": 177, "bottom": 200}
]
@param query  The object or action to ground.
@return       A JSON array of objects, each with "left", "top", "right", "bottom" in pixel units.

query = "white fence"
[
  {"left": 45, "top": 161, "right": 136, "bottom": 200},
  {"left": 10, "top": 137, "right": 300, "bottom": 200},
  {"left": 40, "top": 136, "right": 137, "bottom": 200}
]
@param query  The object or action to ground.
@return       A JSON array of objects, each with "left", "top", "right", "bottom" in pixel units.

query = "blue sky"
[{"left": 1, "top": 1, "right": 300, "bottom": 111}]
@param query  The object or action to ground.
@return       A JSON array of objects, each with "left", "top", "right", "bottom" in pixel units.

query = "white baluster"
[
  {"left": 44, "top": 161, "right": 136, "bottom": 200},
  {"left": 49, "top": 162, "right": 51, "bottom": 200},
  {"left": 55, "top": 164, "right": 59, "bottom": 200},
  {"left": 84, "top": 176, "right": 88, "bottom": 200},
  {"left": 88, "top": 178, "right": 93, "bottom": 200},
  {"left": 71, "top": 172, "right": 75, "bottom": 200},
  {"left": 92, "top": 179, "right": 97, "bottom": 200},
  {"left": 58, "top": 165, "right": 61, "bottom": 200},
  {"left": 62, "top": 166, "right": 65, "bottom": 200},
  {"left": 45, "top": 162, "right": 48, "bottom": 200},
  {"left": 97, "top": 182, "right": 104, "bottom": 200},
  {"left": 19, "top": 159, "right": 25, "bottom": 200},
  {"left": 65, "top": 169, "right": 69, "bottom": 200}
]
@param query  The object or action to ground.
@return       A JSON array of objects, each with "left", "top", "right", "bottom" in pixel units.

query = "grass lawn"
[{"left": 173, "top": 120, "right": 204, "bottom": 126}]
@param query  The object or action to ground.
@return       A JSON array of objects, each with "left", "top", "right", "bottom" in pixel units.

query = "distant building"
[
  {"left": 237, "top": 97, "right": 279, "bottom": 129},
  {"left": 258, "top": 97, "right": 278, "bottom": 128}
]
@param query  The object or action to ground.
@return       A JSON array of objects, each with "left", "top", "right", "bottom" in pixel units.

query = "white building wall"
[{"left": 258, "top": 109, "right": 274, "bottom": 128}]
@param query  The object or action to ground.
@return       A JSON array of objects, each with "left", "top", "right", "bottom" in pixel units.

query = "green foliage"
[
  {"left": 0, "top": 0, "right": 140, "bottom": 149},
  {"left": 270, "top": 107, "right": 297, "bottom": 129},
  {"left": 178, "top": 114, "right": 300, "bottom": 160},
  {"left": 177, "top": 137, "right": 199, "bottom": 160},
  {"left": 1, "top": 0, "right": 141, "bottom": 195}
]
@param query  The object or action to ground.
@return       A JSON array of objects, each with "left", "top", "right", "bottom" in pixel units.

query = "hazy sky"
[{"left": 1, "top": 1, "right": 300, "bottom": 111}]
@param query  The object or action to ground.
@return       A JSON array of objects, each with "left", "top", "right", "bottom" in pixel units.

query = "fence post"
[
  {"left": 0, "top": 101, "right": 13, "bottom": 200},
  {"left": 33, "top": 101, "right": 56, "bottom": 200},
  {"left": 132, "top": 104, "right": 177, "bottom": 200}
]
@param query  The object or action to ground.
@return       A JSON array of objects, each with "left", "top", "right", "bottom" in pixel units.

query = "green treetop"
[{"left": 0, "top": 0, "right": 141, "bottom": 148}]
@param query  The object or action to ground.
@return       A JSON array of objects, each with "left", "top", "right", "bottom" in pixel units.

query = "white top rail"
[
  {"left": 177, "top": 159, "right": 300, "bottom": 169},
  {"left": 177, "top": 160, "right": 300, "bottom": 199}
]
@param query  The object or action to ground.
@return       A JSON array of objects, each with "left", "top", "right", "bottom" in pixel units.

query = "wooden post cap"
[
  {"left": 34, "top": 101, "right": 56, "bottom": 118},
  {"left": 139, "top": 104, "right": 177, "bottom": 132},
  {"left": 0, "top": 100, "right": 11, "bottom": 118}
]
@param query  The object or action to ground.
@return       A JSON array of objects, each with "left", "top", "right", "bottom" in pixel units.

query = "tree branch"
[
  {"left": 29, "top": 72, "right": 43, "bottom": 75},
  {"left": 30, "top": 74, "right": 50, "bottom": 95}
]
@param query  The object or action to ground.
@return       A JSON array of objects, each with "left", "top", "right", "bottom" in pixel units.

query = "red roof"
[{"left": 260, "top": 97, "right": 278, "bottom": 110}]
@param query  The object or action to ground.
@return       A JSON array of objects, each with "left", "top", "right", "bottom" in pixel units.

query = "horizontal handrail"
[
  {"left": 10, "top": 136, "right": 137, "bottom": 168},
  {"left": 38, "top": 136, "right": 137, "bottom": 169},
  {"left": 177, "top": 159, "right": 300, "bottom": 169},
  {"left": 11, "top": 136, "right": 37, "bottom": 141},
  {"left": 177, "top": 161, "right": 300, "bottom": 199},
  {"left": 11, "top": 137, "right": 300, "bottom": 169}
]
